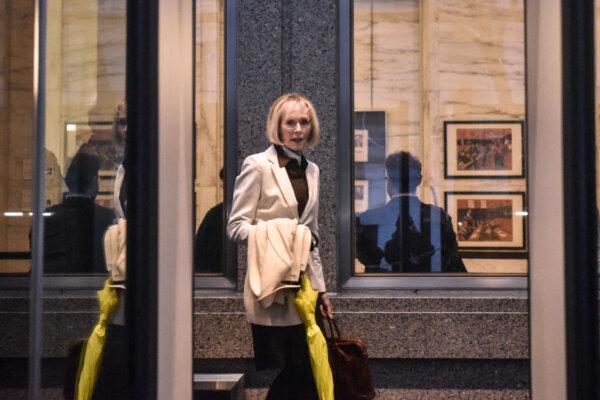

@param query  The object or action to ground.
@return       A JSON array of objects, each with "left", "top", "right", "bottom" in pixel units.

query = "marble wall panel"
[
  {"left": 2, "top": 1, "right": 34, "bottom": 266},
  {"left": 0, "top": 0, "right": 9, "bottom": 254},
  {"left": 464, "top": 258, "right": 527, "bottom": 274},
  {"left": 387, "top": 133, "right": 421, "bottom": 156},
  {"left": 0, "top": 260, "right": 30, "bottom": 273},
  {"left": 354, "top": 6, "right": 372, "bottom": 83},
  {"left": 195, "top": 0, "right": 225, "bottom": 228},
  {"left": 438, "top": 0, "right": 524, "bottom": 44},
  {"left": 61, "top": 0, "right": 98, "bottom": 122},
  {"left": 96, "top": 0, "right": 126, "bottom": 117},
  {"left": 437, "top": 89, "right": 525, "bottom": 120},
  {"left": 7, "top": 0, "right": 34, "bottom": 92},
  {"left": 355, "top": 0, "right": 420, "bottom": 114},
  {"left": 437, "top": 42, "right": 525, "bottom": 93}
]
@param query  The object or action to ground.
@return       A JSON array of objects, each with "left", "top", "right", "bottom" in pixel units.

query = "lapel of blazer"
[
  {"left": 265, "top": 146, "right": 299, "bottom": 215},
  {"left": 300, "top": 161, "right": 318, "bottom": 221}
]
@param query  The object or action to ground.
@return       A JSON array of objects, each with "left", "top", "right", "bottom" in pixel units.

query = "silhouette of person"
[
  {"left": 356, "top": 151, "right": 466, "bottom": 273},
  {"left": 194, "top": 168, "right": 225, "bottom": 273},
  {"left": 35, "top": 152, "right": 114, "bottom": 274}
]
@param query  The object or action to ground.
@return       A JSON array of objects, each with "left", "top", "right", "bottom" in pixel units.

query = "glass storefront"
[
  {"left": 194, "top": 0, "right": 226, "bottom": 275},
  {"left": 0, "top": 0, "right": 598, "bottom": 398},
  {"left": 0, "top": 0, "right": 126, "bottom": 275},
  {"left": 352, "top": 0, "right": 527, "bottom": 276}
]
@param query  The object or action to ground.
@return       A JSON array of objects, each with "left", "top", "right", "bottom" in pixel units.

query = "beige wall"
[
  {"left": 354, "top": 0, "right": 527, "bottom": 273},
  {"left": 0, "top": 0, "right": 35, "bottom": 272},
  {"left": 195, "top": 0, "right": 225, "bottom": 230},
  {"left": 46, "top": 0, "right": 125, "bottom": 170},
  {"left": 354, "top": 0, "right": 421, "bottom": 154}
]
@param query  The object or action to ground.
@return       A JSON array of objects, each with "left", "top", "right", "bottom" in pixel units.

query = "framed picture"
[
  {"left": 354, "top": 180, "right": 369, "bottom": 213},
  {"left": 354, "top": 129, "right": 369, "bottom": 162},
  {"left": 444, "top": 121, "right": 525, "bottom": 178},
  {"left": 354, "top": 111, "right": 387, "bottom": 210},
  {"left": 444, "top": 191, "right": 527, "bottom": 254}
]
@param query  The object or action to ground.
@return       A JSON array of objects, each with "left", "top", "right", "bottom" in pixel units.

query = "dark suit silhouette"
[
  {"left": 42, "top": 196, "right": 114, "bottom": 273},
  {"left": 194, "top": 202, "right": 224, "bottom": 273},
  {"left": 356, "top": 196, "right": 465, "bottom": 273}
]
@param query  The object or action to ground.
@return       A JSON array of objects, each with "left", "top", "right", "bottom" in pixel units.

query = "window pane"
[
  {"left": 353, "top": 0, "right": 528, "bottom": 275},
  {"left": 0, "top": 1, "right": 126, "bottom": 275},
  {"left": 43, "top": 0, "right": 126, "bottom": 275},
  {"left": 194, "top": 0, "right": 225, "bottom": 275}
]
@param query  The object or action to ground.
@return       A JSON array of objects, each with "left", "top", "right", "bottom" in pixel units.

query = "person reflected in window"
[
  {"left": 112, "top": 98, "right": 128, "bottom": 219},
  {"left": 194, "top": 168, "right": 225, "bottom": 273},
  {"left": 35, "top": 152, "right": 114, "bottom": 274},
  {"left": 90, "top": 98, "right": 128, "bottom": 400},
  {"left": 356, "top": 151, "right": 466, "bottom": 273}
]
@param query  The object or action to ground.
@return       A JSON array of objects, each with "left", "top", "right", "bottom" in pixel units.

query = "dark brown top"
[{"left": 275, "top": 145, "right": 309, "bottom": 218}]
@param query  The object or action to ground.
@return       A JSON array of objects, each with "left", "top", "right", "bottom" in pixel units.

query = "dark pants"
[
  {"left": 92, "top": 324, "right": 128, "bottom": 400},
  {"left": 266, "top": 362, "right": 317, "bottom": 400},
  {"left": 251, "top": 323, "right": 318, "bottom": 400}
]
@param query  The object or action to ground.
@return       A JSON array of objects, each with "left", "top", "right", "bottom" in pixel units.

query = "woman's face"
[
  {"left": 279, "top": 101, "right": 311, "bottom": 154},
  {"left": 115, "top": 102, "right": 128, "bottom": 140}
]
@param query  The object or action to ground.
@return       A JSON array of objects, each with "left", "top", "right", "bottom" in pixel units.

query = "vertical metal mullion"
[
  {"left": 561, "top": 1, "right": 600, "bottom": 398},
  {"left": 127, "top": 0, "right": 159, "bottom": 398},
  {"left": 338, "top": 0, "right": 352, "bottom": 287},
  {"left": 28, "top": 0, "right": 47, "bottom": 398},
  {"left": 225, "top": 0, "right": 238, "bottom": 282},
  {"left": 528, "top": 0, "right": 567, "bottom": 399}
]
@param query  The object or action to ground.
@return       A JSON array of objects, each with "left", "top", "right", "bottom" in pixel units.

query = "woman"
[
  {"left": 112, "top": 98, "right": 127, "bottom": 220},
  {"left": 227, "top": 93, "right": 333, "bottom": 400},
  {"left": 90, "top": 98, "right": 128, "bottom": 400}
]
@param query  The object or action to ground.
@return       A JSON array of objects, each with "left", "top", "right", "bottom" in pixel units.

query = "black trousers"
[
  {"left": 92, "top": 324, "right": 128, "bottom": 400},
  {"left": 251, "top": 323, "right": 318, "bottom": 400},
  {"left": 266, "top": 362, "right": 317, "bottom": 400}
]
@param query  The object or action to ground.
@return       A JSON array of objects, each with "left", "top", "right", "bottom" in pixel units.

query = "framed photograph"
[
  {"left": 354, "top": 129, "right": 369, "bottom": 162},
  {"left": 354, "top": 180, "right": 369, "bottom": 213},
  {"left": 354, "top": 111, "right": 387, "bottom": 210},
  {"left": 444, "top": 121, "right": 525, "bottom": 178},
  {"left": 444, "top": 192, "right": 527, "bottom": 253}
]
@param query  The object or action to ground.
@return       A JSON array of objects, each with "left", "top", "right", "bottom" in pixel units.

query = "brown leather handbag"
[{"left": 325, "top": 316, "right": 376, "bottom": 400}]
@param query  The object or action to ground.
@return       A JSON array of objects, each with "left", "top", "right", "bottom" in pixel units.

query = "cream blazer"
[{"left": 227, "top": 145, "right": 326, "bottom": 326}]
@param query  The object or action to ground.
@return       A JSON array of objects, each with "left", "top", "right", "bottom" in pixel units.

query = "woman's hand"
[{"left": 319, "top": 292, "right": 334, "bottom": 319}]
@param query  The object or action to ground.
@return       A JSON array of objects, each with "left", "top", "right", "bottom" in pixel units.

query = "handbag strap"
[{"left": 326, "top": 316, "right": 341, "bottom": 340}]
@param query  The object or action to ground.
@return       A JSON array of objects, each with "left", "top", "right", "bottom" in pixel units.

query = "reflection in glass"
[
  {"left": 352, "top": 0, "right": 527, "bottom": 275},
  {"left": 194, "top": 0, "right": 225, "bottom": 274},
  {"left": 356, "top": 152, "right": 466, "bottom": 273},
  {"left": 37, "top": 153, "right": 114, "bottom": 274},
  {"left": 194, "top": 168, "right": 224, "bottom": 272}
]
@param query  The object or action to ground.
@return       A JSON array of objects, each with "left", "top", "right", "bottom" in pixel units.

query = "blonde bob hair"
[{"left": 265, "top": 93, "right": 320, "bottom": 149}]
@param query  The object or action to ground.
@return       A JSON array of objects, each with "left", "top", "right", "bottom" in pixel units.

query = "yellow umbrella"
[
  {"left": 76, "top": 278, "right": 119, "bottom": 400},
  {"left": 294, "top": 274, "right": 334, "bottom": 400}
]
